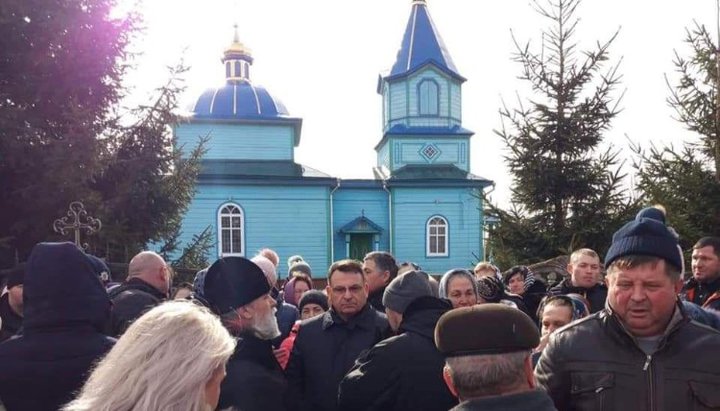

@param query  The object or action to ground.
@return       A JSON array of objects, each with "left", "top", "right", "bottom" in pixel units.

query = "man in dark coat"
[
  {"left": 338, "top": 271, "right": 457, "bottom": 411},
  {"left": 536, "top": 207, "right": 720, "bottom": 410},
  {"left": 681, "top": 236, "right": 720, "bottom": 310},
  {"left": 362, "top": 251, "right": 398, "bottom": 312},
  {"left": 0, "top": 264, "right": 24, "bottom": 342},
  {"left": 435, "top": 304, "right": 555, "bottom": 411},
  {"left": 0, "top": 242, "right": 115, "bottom": 411},
  {"left": 108, "top": 251, "right": 170, "bottom": 336},
  {"left": 548, "top": 248, "right": 607, "bottom": 313},
  {"left": 286, "top": 259, "right": 389, "bottom": 411},
  {"left": 199, "top": 256, "right": 287, "bottom": 411}
]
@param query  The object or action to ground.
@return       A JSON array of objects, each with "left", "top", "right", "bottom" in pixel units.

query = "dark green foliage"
[
  {"left": 633, "top": 22, "right": 720, "bottom": 252},
  {"left": 0, "top": 0, "right": 207, "bottom": 267},
  {"left": 666, "top": 22, "right": 720, "bottom": 181},
  {"left": 486, "top": 0, "right": 636, "bottom": 268},
  {"left": 0, "top": 0, "right": 133, "bottom": 263},
  {"left": 633, "top": 144, "right": 720, "bottom": 254},
  {"left": 89, "top": 64, "right": 209, "bottom": 262},
  {"left": 163, "top": 225, "right": 214, "bottom": 272}
]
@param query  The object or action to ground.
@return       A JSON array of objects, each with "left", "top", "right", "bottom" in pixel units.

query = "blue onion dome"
[{"left": 192, "top": 25, "right": 290, "bottom": 120}]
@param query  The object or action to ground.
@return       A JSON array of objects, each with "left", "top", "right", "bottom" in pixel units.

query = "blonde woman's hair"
[{"left": 64, "top": 301, "right": 236, "bottom": 411}]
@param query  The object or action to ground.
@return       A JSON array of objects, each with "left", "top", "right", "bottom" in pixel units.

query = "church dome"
[
  {"left": 190, "top": 26, "right": 290, "bottom": 120},
  {"left": 192, "top": 81, "right": 290, "bottom": 119}
]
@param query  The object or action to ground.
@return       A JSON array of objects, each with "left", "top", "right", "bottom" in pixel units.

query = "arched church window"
[
  {"left": 225, "top": 62, "right": 231, "bottom": 78},
  {"left": 427, "top": 216, "right": 448, "bottom": 257},
  {"left": 218, "top": 203, "right": 244, "bottom": 257},
  {"left": 234, "top": 61, "right": 242, "bottom": 78},
  {"left": 418, "top": 79, "right": 439, "bottom": 116}
]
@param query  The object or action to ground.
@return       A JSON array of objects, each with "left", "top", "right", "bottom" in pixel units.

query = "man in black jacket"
[
  {"left": 108, "top": 251, "right": 170, "bottom": 336},
  {"left": 362, "top": 251, "right": 398, "bottom": 312},
  {"left": 548, "top": 248, "right": 607, "bottom": 313},
  {"left": 286, "top": 259, "right": 389, "bottom": 411},
  {"left": 0, "top": 242, "right": 115, "bottom": 411},
  {"left": 200, "top": 256, "right": 287, "bottom": 411},
  {"left": 536, "top": 207, "right": 720, "bottom": 410},
  {"left": 338, "top": 270, "right": 457, "bottom": 411}
]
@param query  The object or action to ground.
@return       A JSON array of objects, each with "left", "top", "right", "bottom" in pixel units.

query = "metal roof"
[{"left": 385, "top": 0, "right": 464, "bottom": 82}]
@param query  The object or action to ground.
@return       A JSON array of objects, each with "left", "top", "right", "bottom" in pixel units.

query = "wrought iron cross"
[{"left": 53, "top": 201, "right": 102, "bottom": 249}]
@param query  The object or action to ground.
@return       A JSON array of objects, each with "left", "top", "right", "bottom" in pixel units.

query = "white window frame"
[
  {"left": 426, "top": 215, "right": 448, "bottom": 257},
  {"left": 217, "top": 203, "right": 245, "bottom": 257}
]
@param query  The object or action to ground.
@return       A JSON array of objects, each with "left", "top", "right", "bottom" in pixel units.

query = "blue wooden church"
[{"left": 174, "top": 0, "right": 493, "bottom": 276}]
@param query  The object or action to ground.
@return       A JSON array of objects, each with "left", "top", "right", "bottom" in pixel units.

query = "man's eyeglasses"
[{"left": 331, "top": 285, "right": 364, "bottom": 295}]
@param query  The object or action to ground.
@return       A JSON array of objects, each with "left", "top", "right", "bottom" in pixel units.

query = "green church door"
[{"left": 349, "top": 234, "right": 373, "bottom": 261}]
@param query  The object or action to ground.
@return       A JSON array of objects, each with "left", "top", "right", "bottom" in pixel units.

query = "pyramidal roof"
[{"left": 386, "top": 0, "right": 464, "bottom": 82}]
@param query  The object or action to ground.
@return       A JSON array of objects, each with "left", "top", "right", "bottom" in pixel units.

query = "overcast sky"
[{"left": 121, "top": 0, "right": 716, "bottom": 206}]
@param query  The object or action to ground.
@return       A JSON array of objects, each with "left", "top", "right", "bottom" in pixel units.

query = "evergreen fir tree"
[
  {"left": 0, "top": 0, "right": 133, "bottom": 264},
  {"left": 633, "top": 21, "right": 720, "bottom": 251},
  {"left": 486, "top": 0, "right": 635, "bottom": 268}
]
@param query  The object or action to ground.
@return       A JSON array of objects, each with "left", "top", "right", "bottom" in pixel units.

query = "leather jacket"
[{"left": 535, "top": 302, "right": 720, "bottom": 411}]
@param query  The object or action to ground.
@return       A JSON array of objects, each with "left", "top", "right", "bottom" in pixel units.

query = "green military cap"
[{"left": 434, "top": 304, "right": 539, "bottom": 357}]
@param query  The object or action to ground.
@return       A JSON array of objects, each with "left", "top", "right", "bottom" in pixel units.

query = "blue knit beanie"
[{"left": 604, "top": 207, "right": 682, "bottom": 271}]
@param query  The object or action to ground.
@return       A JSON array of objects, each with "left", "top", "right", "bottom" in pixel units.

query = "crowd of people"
[{"left": 1, "top": 206, "right": 720, "bottom": 410}]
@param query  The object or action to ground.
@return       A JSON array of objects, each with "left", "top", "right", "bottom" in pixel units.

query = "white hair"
[
  {"left": 64, "top": 301, "right": 236, "bottom": 411},
  {"left": 446, "top": 350, "right": 530, "bottom": 398}
]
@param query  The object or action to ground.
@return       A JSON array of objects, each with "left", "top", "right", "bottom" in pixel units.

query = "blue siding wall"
[
  {"left": 389, "top": 137, "right": 469, "bottom": 171},
  {"left": 407, "top": 68, "right": 449, "bottom": 118},
  {"left": 176, "top": 184, "right": 331, "bottom": 278},
  {"left": 388, "top": 82, "right": 406, "bottom": 124},
  {"left": 391, "top": 187, "right": 483, "bottom": 275},
  {"left": 377, "top": 143, "right": 390, "bottom": 170},
  {"left": 384, "top": 67, "right": 462, "bottom": 131},
  {"left": 332, "top": 188, "right": 390, "bottom": 260},
  {"left": 175, "top": 123, "right": 294, "bottom": 161},
  {"left": 450, "top": 82, "right": 461, "bottom": 122}
]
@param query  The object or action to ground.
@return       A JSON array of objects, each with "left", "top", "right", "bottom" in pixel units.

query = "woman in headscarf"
[
  {"left": 476, "top": 275, "right": 531, "bottom": 318},
  {"left": 282, "top": 273, "right": 313, "bottom": 307},
  {"left": 532, "top": 294, "right": 590, "bottom": 365},
  {"left": 438, "top": 269, "right": 478, "bottom": 309}
]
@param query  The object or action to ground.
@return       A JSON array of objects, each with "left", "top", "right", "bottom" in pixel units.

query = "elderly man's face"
[
  {"left": 247, "top": 293, "right": 280, "bottom": 340},
  {"left": 606, "top": 260, "right": 681, "bottom": 337}
]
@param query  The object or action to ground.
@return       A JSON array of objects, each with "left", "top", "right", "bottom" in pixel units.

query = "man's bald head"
[{"left": 128, "top": 251, "right": 170, "bottom": 294}]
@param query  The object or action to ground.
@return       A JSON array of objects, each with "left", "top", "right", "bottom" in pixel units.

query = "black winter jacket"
[
  {"left": 0, "top": 242, "right": 115, "bottom": 411},
  {"left": 522, "top": 280, "right": 548, "bottom": 322},
  {"left": 338, "top": 297, "right": 458, "bottom": 411},
  {"left": 535, "top": 302, "right": 720, "bottom": 411},
  {"left": 680, "top": 276, "right": 720, "bottom": 310},
  {"left": 218, "top": 334, "right": 288, "bottom": 411},
  {"left": 451, "top": 390, "right": 557, "bottom": 411},
  {"left": 548, "top": 278, "right": 607, "bottom": 313},
  {"left": 108, "top": 277, "right": 166, "bottom": 336},
  {"left": 285, "top": 304, "right": 389, "bottom": 411},
  {"left": 368, "top": 285, "right": 387, "bottom": 312}
]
